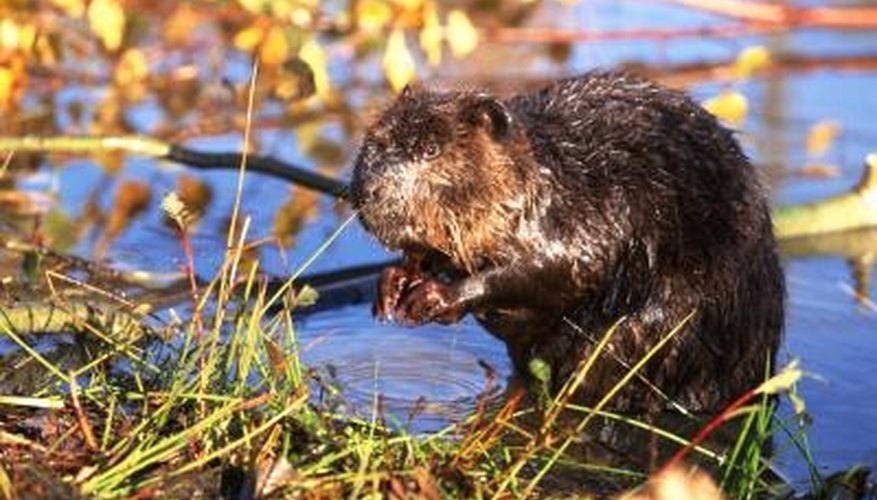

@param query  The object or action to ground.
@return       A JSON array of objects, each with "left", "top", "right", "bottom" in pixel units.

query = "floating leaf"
[
  {"left": 357, "top": 0, "right": 393, "bottom": 32},
  {"left": 446, "top": 9, "right": 478, "bottom": 58},
  {"left": 419, "top": 1, "right": 442, "bottom": 66},
  {"left": 87, "top": 0, "right": 126, "bottom": 51},
  {"left": 299, "top": 38, "right": 330, "bottom": 98},
  {"left": 383, "top": 28, "right": 415, "bottom": 92},
  {"left": 702, "top": 90, "right": 748, "bottom": 127},
  {"left": 107, "top": 180, "right": 152, "bottom": 237},
  {"left": 799, "top": 163, "right": 840, "bottom": 179},
  {"left": 805, "top": 120, "right": 841, "bottom": 157},
  {"left": 734, "top": 45, "right": 771, "bottom": 80}
]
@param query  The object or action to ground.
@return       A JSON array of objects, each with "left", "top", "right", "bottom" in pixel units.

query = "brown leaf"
[
  {"left": 805, "top": 120, "right": 841, "bottom": 157},
  {"left": 106, "top": 180, "right": 151, "bottom": 239},
  {"left": 163, "top": 5, "right": 202, "bottom": 47}
]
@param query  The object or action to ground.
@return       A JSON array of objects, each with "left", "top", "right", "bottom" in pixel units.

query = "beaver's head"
[{"left": 351, "top": 86, "right": 533, "bottom": 270}]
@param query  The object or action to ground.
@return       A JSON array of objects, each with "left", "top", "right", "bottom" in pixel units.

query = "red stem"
[{"left": 661, "top": 386, "right": 758, "bottom": 473}]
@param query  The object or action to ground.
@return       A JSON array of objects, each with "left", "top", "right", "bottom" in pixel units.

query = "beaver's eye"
[{"left": 422, "top": 143, "right": 441, "bottom": 160}]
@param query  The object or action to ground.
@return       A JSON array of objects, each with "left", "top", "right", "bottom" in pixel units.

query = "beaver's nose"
[{"left": 350, "top": 178, "right": 385, "bottom": 209}]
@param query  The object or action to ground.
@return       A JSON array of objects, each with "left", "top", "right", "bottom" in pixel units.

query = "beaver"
[{"left": 349, "top": 71, "right": 784, "bottom": 413}]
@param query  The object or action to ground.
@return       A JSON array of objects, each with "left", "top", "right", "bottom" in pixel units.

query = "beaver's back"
[{"left": 490, "top": 72, "right": 784, "bottom": 411}]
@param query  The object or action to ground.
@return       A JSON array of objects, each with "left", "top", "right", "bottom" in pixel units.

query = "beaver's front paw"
[
  {"left": 375, "top": 265, "right": 422, "bottom": 321},
  {"left": 395, "top": 279, "right": 466, "bottom": 326}
]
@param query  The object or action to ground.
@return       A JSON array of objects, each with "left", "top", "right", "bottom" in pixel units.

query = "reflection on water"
[{"left": 297, "top": 308, "right": 511, "bottom": 433}]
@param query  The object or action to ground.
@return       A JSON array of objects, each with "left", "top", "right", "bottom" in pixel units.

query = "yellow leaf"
[
  {"left": 299, "top": 38, "right": 330, "bottom": 98},
  {"left": 87, "top": 0, "right": 126, "bottom": 51},
  {"left": 702, "top": 90, "right": 748, "bottom": 127},
  {"left": 419, "top": 1, "right": 441, "bottom": 66},
  {"left": 805, "top": 120, "right": 841, "bottom": 157},
  {"left": 733, "top": 45, "right": 771, "bottom": 80},
  {"left": 358, "top": 0, "right": 392, "bottom": 32},
  {"left": 258, "top": 26, "right": 288, "bottom": 66},
  {"left": 114, "top": 48, "right": 148, "bottom": 86},
  {"left": 234, "top": 23, "right": 267, "bottom": 52},
  {"left": 756, "top": 359, "right": 803, "bottom": 396},
  {"left": 868, "top": 152, "right": 877, "bottom": 169},
  {"left": 0, "top": 67, "right": 13, "bottom": 106},
  {"left": 0, "top": 55, "right": 27, "bottom": 110},
  {"left": 0, "top": 20, "right": 37, "bottom": 51},
  {"left": 383, "top": 28, "right": 415, "bottom": 93},
  {"left": 50, "top": 0, "right": 85, "bottom": 17},
  {"left": 446, "top": 9, "right": 478, "bottom": 58}
]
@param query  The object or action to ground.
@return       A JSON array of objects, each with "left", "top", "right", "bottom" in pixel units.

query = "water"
[{"left": 4, "top": 0, "right": 877, "bottom": 488}]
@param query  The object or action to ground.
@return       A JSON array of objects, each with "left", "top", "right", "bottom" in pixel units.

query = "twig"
[
  {"left": 0, "top": 135, "right": 349, "bottom": 200},
  {"left": 69, "top": 372, "right": 99, "bottom": 451},
  {"left": 486, "top": 22, "right": 778, "bottom": 45},
  {"left": 651, "top": 0, "right": 877, "bottom": 30}
]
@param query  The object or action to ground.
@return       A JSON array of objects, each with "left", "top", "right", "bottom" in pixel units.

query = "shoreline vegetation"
[
  {"left": 0, "top": 130, "right": 871, "bottom": 497},
  {"left": 3, "top": 0, "right": 877, "bottom": 496}
]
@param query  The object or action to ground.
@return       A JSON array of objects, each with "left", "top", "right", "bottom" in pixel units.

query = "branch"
[
  {"left": 652, "top": 0, "right": 877, "bottom": 30},
  {"left": 774, "top": 154, "right": 877, "bottom": 240},
  {"left": 0, "top": 135, "right": 350, "bottom": 200}
]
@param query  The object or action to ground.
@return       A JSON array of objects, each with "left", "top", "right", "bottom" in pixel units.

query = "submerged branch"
[{"left": 0, "top": 135, "right": 349, "bottom": 200}]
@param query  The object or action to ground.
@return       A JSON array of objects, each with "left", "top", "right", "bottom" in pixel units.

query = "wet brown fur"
[{"left": 350, "top": 72, "right": 785, "bottom": 413}]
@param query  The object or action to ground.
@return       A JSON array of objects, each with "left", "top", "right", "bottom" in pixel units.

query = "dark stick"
[{"left": 167, "top": 145, "right": 350, "bottom": 200}]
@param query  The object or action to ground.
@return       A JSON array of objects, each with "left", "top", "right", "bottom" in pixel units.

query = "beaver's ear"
[
  {"left": 465, "top": 94, "right": 514, "bottom": 141},
  {"left": 400, "top": 83, "right": 417, "bottom": 98}
]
